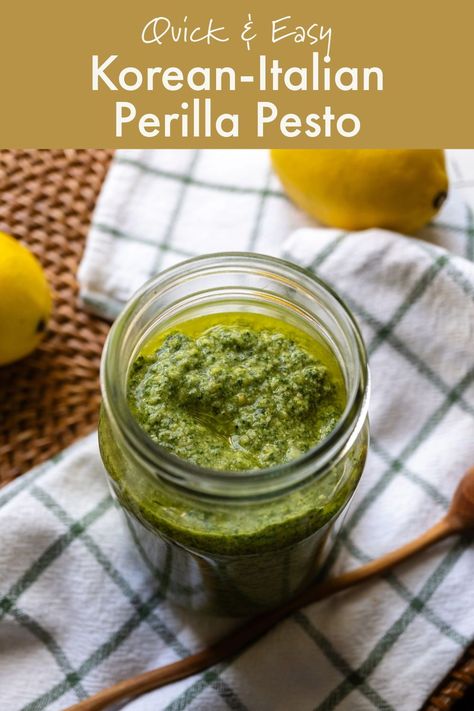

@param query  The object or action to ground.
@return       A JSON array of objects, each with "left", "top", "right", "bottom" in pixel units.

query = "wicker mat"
[
  {"left": 0, "top": 149, "right": 112, "bottom": 482},
  {"left": 0, "top": 149, "right": 471, "bottom": 710}
]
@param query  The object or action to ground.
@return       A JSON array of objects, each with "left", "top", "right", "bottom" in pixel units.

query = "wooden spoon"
[{"left": 66, "top": 466, "right": 474, "bottom": 711}]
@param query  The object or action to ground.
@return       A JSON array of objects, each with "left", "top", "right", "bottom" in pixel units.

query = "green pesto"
[
  {"left": 100, "top": 313, "right": 367, "bottom": 612},
  {"left": 127, "top": 317, "right": 344, "bottom": 471},
  {"left": 101, "top": 406, "right": 366, "bottom": 556}
]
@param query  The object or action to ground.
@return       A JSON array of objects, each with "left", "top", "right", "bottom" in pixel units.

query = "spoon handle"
[
  {"left": 310, "top": 516, "right": 453, "bottom": 600},
  {"left": 65, "top": 516, "right": 453, "bottom": 711}
]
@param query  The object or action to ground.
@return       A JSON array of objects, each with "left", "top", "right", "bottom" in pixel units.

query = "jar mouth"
[{"left": 101, "top": 252, "right": 369, "bottom": 498}]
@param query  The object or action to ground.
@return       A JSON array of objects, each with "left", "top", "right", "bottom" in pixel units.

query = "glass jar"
[{"left": 99, "top": 253, "right": 369, "bottom": 616}]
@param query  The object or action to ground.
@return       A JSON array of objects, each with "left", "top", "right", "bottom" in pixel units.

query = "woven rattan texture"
[
  {"left": 0, "top": 149, "right": 471, "bottom": 710},
  {"left": 0, "top": 149, "right": 113, "bottom": 483}
]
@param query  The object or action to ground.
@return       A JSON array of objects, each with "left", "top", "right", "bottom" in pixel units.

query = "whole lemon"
[
  {"left": 0, "top": 232, "right": 52, "bottom": 365},
  {"left": 271, "top": 149, "right": 448, "bottom": 234}
]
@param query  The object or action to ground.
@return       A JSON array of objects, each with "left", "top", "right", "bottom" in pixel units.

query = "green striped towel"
[
  {"left": 78, "top": 149, "right": 474, "bottom": 318},
  {"left": 1, "top": 149, "right": 474, "bottom": 711}
]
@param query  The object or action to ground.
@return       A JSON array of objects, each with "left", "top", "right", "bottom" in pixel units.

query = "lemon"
[
  {"left": 271, "top": 149, "right": 448, "bottom": 234},
  {"left": 0, "top": 232, "right": 52, "bottom": 365}
]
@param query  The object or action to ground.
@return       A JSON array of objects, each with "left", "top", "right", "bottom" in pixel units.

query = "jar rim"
[{"left": 100, "top": 252, "right": 369, "bottom": 498}]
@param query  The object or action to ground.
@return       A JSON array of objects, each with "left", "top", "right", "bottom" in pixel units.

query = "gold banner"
[{"left": 1, "top": 0, "right": 472, "bottom": 147}]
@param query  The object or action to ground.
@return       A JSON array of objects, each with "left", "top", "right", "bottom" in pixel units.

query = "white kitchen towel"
[
  {"left": 1, "top": 150, "right": 474, "bottom": 711},
  {"left": 77, "top": 149, "right": 474, "bottom": 319}
]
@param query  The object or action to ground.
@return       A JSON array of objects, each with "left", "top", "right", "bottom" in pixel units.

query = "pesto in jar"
[
  {"left": 128, "top": 313, "right": 345, "bottom": 471},
  {"left": 100, "top": 311, "right": 367, "bottom": 614}
]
